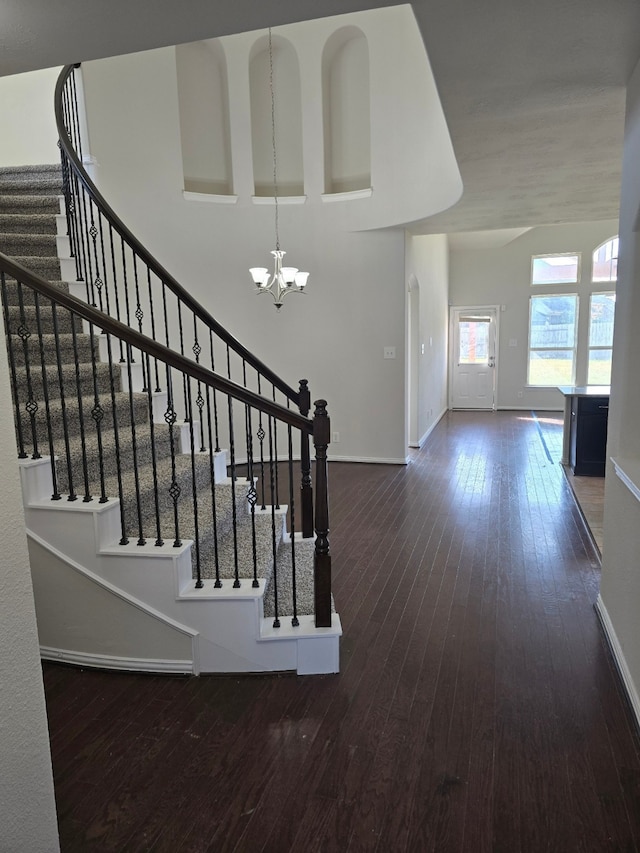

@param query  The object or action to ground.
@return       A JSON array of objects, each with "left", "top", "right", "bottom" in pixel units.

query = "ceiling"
[{"left": 2, "top": 0, "right": 640, "bottom": 238}]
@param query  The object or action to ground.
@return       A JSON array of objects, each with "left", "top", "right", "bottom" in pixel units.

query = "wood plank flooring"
[{"left": 43, "top": 410, "right": 640, "bottom": 852}]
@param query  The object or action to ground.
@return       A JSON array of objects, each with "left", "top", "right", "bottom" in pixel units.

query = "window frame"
[
  {"left": 531, "top": 252, "right": 581, "bottom": 286},
  {"left": 587, "top": 290, "right": 616, "bottom": 386},
  {"left": 526, "top": 292, "right": 579, "bottom": 387}
]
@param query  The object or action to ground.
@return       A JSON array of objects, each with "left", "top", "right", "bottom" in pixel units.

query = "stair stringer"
[{"left": 20, "top": 456, "right": 341, "bottom": 675}]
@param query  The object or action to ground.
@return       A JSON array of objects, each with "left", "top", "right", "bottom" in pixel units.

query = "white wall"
[
  {"left": 0, "top": 340, "right": 60, "bottom": 849},
  {"left": 78, "top": 9, "right": 462, "bottom": 464},
  {"left": 449, "top": 221, "right": 619, "bottom": 410},
  {"left": 599, "top": 52, "right": 640, "bottom": 720},
  {"left": 0, "top": 67, "right": 60, "bottom": 165},
  {"left": 405, "top": 233, "right": 449, "bottom": 446}
]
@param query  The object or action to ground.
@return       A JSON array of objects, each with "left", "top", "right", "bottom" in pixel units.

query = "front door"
[{"left": 450, "top": 307, "right": 497, "bottom": 409}]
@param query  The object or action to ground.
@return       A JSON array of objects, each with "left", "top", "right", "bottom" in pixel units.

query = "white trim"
[
  {"left": 496, "top": 405, "right": 563, "bottom": 412},
  {"left": 595, "top": 595, "right": 640, "bottom": 731},
  {"left": 251, "top": 195, "right": 307, "bottom": 205},
  {"left": 183, "top": 191, "right": 238, "bottom": 204},
  {"left": 449, "top": 304, "right": 500, "bottom": 410},
  {"left": 40, "top": 646, "right": 193, "bottom": 674},
  {"left": 328, "top": 455, "right": 408, "bottom": 465},
  {"left": 611, "top": 457, "right": 640, "bottom": 504},
  {"left": 409, "top": 407, "right": 448, "bottom": 448},
  {"left": 26, "top": 527, "right": 198, "bottom": 640},
  {"left": 321, "top": 187, "right": 373, "bottom": 203}
]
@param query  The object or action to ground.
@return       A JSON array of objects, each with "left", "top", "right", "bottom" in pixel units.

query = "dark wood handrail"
[
  {"left": 0, "top": 252, "right": 311, "bottom": 434},
  {"left": 54, "top": 64, "right": 300, "bottom": 406}
]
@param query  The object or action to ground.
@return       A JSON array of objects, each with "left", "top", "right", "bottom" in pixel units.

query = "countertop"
[{"left": 557, "top": 385, "right": 610, "bottom": 397}]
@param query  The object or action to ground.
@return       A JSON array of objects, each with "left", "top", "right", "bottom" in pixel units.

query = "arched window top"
[{"left": 592, "top": 236, "right": 619, "bottom": 283}]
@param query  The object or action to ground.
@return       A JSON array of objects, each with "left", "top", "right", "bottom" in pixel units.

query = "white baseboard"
[
  {"left": 595, "top": 594, "right": 640, "bottom": 731},
  {"left": 410, "top": 407, "right": 448, "bottom": 449},
  {"left": 40, "top": 646, "right": 193, "bottom": 674},
  {"left": 328, "top": 455, "right": 408, "bottom": 465},
  {"left": 496, "top": 406, "right": 563, "bottom": 412}
]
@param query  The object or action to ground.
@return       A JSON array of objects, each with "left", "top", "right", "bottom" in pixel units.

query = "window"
[
  {"left": 588, "top": 292, "right": 615, "bottom": 385},
  {"left": 458, "top": 316, "right": 490, "bottom": 364},
  {"left": 531, "top": 253, "right": 580, "bottom": 286},
  {"left": 527, "top": 294, "right": 578, "bottom": 386},
  {"left": 592, "top": 237, "right": 618, "bottom": 283}
]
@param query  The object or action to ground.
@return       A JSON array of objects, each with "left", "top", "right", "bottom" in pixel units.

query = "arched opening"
[
  {"left": 322, "top": 27, "right": 371, "bottom": 195},
  {"left": 249, "top": 35, "right": 304, "bottom": 197},
  {"left": 176, "top": 40, "right": 233, "bottom": 195}
]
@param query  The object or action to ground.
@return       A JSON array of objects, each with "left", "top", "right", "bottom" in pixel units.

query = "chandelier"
[{"left": 249, "top": 27, "right": 309, "bottom": 310}]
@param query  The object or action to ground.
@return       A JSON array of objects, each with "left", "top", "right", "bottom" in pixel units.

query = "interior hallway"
[{"left": 44, "top": 410, "right": 640, "bottom": 852}]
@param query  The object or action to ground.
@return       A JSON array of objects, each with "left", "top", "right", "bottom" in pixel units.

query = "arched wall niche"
[
  {"left": 322, "top": 26, "right": 371, "bottom": 195},
  {"left": 249, "top": 35, "right": 304, "bottom": 197},
  {"left": 176, "top": 39, "right": 233, "bottom": 195}
]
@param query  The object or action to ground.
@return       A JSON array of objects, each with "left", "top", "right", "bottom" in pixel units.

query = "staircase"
[{"left": 1, "top": 161, "right": 340, "bottom": 675}]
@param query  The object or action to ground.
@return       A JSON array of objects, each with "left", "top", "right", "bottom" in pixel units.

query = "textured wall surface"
[{"left": 0, "top": 340, "right": 60, "bottom": 851}]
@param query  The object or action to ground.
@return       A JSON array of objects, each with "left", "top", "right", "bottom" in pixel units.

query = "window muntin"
[
  {"left": 587, "top": 292, "right": 616, "bottom": 385},
  {"left": 458, "top": 317, "right": 490, "bottom": 365},
  {"left": 531, "top": 253, "right": 580, "bottom": 286},
  {"left": 592, "top": 237, "right": 618, "bottom": 283},
  {"left": 527, "top": 294, "right": 578, "bottom": 386}
]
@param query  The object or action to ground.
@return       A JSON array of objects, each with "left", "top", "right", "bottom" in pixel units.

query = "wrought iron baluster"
[
  {"left": 87, "top": 317, "right": 108, "bottom": 503},
  {"left": 164, "top": 370, "right": 182, "bottom": 548},
  {"left": 15, "top": 281, "right": 40, "bottom": 460},
  {"left": 204, "top": 384, "right": 221, "bottom": 588},
  {"left": 257, "top": 374, "right": 266, "bottom": 510},
  {"left": 33, "top": 293, "right": 60, "bottom": 500},
  {"left": 147, "top": 270, "right": 161, "bottom": 392},
  {"left": 1, "top": 273, "right": 27, "bottom": 459},
  {"left": 132, "top": 253, "right": 147, "bottom": 392},
  {"left": 227, "top": 394, "right": 240, "bottom": 588},
  {"left": 288, "top": 425, "right": 299, "bottom": 626},
  {"left": 272, "top": 384, "right": 280, "bottom": 509},
  {"left": 143, "top": 352, "right": 163, "bottom": 547},
  {"left": 192, "top": 317, "right": 205, "bottom": 452},
  {"left": 108, "top": 225, "right": 125, "bottom": 362},
  {"left": 69, "top": 306, "right": 91, "bottom": 501},
  {"left": 209, "top": 329, "right": 220, "bottom": 453},
  {"left": 103, "top": 330, "right": 128, "bottom": 544},
  {"left": 267, "top": 415, "right": 280, "bottom": 628},
  {"left": 75, "top": 178, "right": 93, "bottom": 294},
  {"left": 124, "top": 343, "right": 145, "bottom": 544},
  {"left": 185, "top": 376, "right": 203, "bottom": 588},
  {"left": 246, "top": 404, "right": 259, "bottom": 589},
  {"left": 51, "top": 302, "right": 75, "bottom": 500}
]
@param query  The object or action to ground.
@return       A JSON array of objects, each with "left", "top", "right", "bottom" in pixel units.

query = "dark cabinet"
[{"left": 570, "top": 396, "right": 609, "bottom": 476}]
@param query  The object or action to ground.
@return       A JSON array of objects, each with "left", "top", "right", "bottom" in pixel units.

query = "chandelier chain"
[{"left": 269, "top": 27, "right": 280, "bottom": 251}]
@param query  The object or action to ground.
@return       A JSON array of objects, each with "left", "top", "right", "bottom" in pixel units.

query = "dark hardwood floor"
[{"left": 44, "top": 410, "right": 640, "bottom": 852}]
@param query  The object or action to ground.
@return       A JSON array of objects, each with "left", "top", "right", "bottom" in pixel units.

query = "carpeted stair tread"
[
  {"left": 13, "top": 360, "right": 116, "bottom": 400},
  {"left": 0, "top": 214, "right": 58, "bottom": 234},
  {"left": 6, "top": 255, "right": 62, "bottom": 280},
  {"left": 0, "top": 177, "right": 62, "bottom": 196},
  {"left": 263, "top": 536, "right": 318, "bottom": 619},
  {"left": 0, "top": 164, "right": 61, "bottom": 178},
  {"left": 191, "top": 510, "right": 282, "bottom": 582},
  {"left": 55, "top": 421, "right": 191, "bottom": 493},
  {"left": 3, "top": 280, "right": 70, "bottom": 306},
  {"left": 0, "top": 233, "right": 58, "bottom": 257},
  {"left": 14, "top": 391, "right": 150, "bottom": 445},
  {"left": 8, "top": 331, "right": 96, "bottom": 366},
  {"left": 0, "top": 196, "right": 61, "bottom": 215},
  {"left": 5, "top": 302, "right": 82, "bottom": 334}
]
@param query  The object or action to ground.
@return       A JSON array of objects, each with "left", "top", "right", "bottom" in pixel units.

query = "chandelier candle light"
[{"left": 249, "top": 27, "right": 309, "bottom": 310}]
